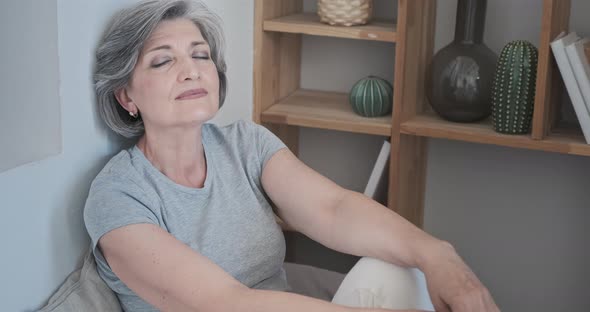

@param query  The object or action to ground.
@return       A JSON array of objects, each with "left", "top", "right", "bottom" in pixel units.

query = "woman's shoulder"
[
  {"left": 204, "top": 119, "right": 260, "bottom": 134},
  {"left": 203, "top": 119, "right": 264, "bottom": 142},
  {"left": 89, "top": 147, "right": 144, "bottom": 193}
]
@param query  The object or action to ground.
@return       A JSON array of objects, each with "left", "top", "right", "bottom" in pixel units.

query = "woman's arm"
[
  {"left": 99, "top": 223, "right": 412, "bottom": 312},
  {"left": 261, "top": 149, "right": 499, "bottom": 312},
  {"left": 260, "top": 148, "right": 435, "bottom": 267}
]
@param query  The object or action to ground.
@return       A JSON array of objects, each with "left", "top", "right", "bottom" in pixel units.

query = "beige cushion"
[
  {"left": 38, "top": 246, "right": 122, "bottom": 312},
  {"left": 39, "top": 247, "right": 345, "bottom": 311}
]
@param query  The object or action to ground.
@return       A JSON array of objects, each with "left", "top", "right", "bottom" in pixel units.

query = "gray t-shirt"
[{"left": 83, "top": 120, "right": 289, "bottom": 311}]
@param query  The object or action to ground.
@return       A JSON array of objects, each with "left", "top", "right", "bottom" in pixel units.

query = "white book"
[
  {"left": 566, "top": 38, "right": 590, "bottom": 114},
  {"left": 551, "top": 32, "right": 590, "bottom": 143},
  {"left": 363, "top": 140, "right": 390, "bottom": 205}
]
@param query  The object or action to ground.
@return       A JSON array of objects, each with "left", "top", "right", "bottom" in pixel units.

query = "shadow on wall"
[
  {"left": 42, "top": 154, "right": 114, "bottom": 309},
  {"left": 41, "top": 132, "right": 134, "bottom": 311},
  {"left": 285, "top": 231, "right": 360, "bottom": 274}
]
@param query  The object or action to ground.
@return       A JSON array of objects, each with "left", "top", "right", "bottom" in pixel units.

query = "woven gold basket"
[{"left": 318, "top": 0, "right": 373, "bottom": 27}]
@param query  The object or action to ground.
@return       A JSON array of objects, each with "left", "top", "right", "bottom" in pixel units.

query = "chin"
[{"left": 186, "top": 108, "right": 219, "bottom": 124}]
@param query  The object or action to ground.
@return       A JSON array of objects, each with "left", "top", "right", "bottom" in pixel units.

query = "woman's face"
[{"left": 119, "top": 18, "right": 220, "bottom": 131}]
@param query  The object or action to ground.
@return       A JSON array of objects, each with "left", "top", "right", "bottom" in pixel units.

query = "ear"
[{"left": 114, "top": 87, "right": 136, "bottom": 114}]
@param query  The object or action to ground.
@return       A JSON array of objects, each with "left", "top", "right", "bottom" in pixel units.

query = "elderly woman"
[{"left": 84, "top": 0, "right": 499, "bottom": 311}]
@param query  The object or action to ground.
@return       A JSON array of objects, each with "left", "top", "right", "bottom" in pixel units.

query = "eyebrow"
[{"left": 147, "top": 41, "right": 207, "bottom": 53}]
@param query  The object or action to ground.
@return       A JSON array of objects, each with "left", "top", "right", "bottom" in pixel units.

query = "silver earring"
[{"left": 129, "top": 111, "right": 137, "bottom": 118}]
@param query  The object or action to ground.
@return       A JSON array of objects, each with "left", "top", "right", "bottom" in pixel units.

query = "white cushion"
[{"left": 332, "top": 257, "right": 434, "bottom": 310}]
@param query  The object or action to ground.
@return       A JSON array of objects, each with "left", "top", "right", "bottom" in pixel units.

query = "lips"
[{"left": 175, "top": 88, "right": 208, "bottom": 100}]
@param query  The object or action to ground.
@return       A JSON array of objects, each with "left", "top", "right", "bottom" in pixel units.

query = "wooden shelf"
[
  {"left": 263, "top": 13, "right": 397, "bottom": 43},
  {"left": 400, "top": 113, "right": 590, "bottom": 156},
  {"left": 261, "top": 89, "right": 392, "bottom": 136}
]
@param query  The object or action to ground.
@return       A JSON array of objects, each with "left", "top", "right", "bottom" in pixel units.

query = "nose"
[{"left": 177, "top": 56, "right": 200, "bottom": 82}]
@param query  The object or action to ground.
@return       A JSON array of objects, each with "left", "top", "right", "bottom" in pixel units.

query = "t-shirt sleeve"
[
  {"left": 250, "top": 121, "right": 288, "bottom": 169},
  {"left": 83, "top": 177, "right": 159, "bottom": 260}
]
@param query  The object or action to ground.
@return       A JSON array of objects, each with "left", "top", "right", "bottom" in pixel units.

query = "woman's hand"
[{"left": 419, "top": 242, "right": 500, "bottom": 312}]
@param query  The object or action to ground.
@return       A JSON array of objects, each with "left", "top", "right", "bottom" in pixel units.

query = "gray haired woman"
[{"left": 85, "top": 1, "right": 500, "bottom": 311}]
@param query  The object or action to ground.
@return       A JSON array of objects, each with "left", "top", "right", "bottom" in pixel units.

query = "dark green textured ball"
[{"left": 349, "top": 76, "right": 393, "bottom": 117}]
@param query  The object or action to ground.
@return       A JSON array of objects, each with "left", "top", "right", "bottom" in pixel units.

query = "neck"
[
  {"left": 138, "top": 125, "right": 207, "bottom": 188},
  {"left": 454, "top": 0, "right": 487, "bottom": 44}
]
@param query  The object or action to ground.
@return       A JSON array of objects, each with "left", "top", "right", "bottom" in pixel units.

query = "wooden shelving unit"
[
  {"left": 260, "top": 89, "right": 392, "bottom": 136},
  {"left": 254, "top": 0, "right": 585, "bottom": 229},
  {"left": 400, "top": 114, "right": 590, "bottom": 157},
  {"left": 254, "top": 0, "right": 435, "bottom": 228},
  {"left": 264, "top": 13, "right": 397, "bottom": 43},
  {"left": 389, "top": 0, "right": 587, "bottom": 227}
]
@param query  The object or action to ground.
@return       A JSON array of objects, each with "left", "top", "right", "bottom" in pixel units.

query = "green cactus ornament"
[
  {"left": 491, "top": 40, "right": 538, "bottom": 134},
  {"left": 349, "top": 76, "right": 393, "bottom": 118}
]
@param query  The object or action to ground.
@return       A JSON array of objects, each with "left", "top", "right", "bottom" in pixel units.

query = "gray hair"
[{"left": 94, "top": 0, "right": 227, "bottom": 138}]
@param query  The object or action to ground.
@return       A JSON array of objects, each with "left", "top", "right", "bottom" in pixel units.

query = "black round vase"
[{"left": 426, "top": 0, "right": 498, "bottom": 122}]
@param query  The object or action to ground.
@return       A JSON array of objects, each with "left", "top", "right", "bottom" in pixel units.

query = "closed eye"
[
  {"left": 193, "top": 51, "right": 211, "bottom": 60},
  {"left": 151, "top": 60, "right": 171, "bottom": 68},
  {"left": 150, "top": 53, "right": 209, "bottom": 68}
]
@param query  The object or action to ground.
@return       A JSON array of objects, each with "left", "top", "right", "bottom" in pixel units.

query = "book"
[
  {"left": 363, "top": 140, "right": 390, "bottom": 205},
  {"left": 566, "top": 38, "right": 590, "bottom": 114},
  {"left": 551, "top": 32, "right": 590, "bottom": 143}
]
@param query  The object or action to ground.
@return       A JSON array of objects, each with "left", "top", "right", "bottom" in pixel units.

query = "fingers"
[
  {"left": 448, "top": 286, "right": 500, "bottom": 312},
  {"left": 379, "top": 310, "right": 433, "bottom": 312},
  {"left": 478, "top": 286, "right": 501, "bottom": 312},
  {"left": 427, "top": 284, "right": 451, "bottom": 312},
  {"left": 432, "top": 297, "right": 451, "bottom": 312},
  {"left": 373, "top": 307, "right": 435, "bottom": 312},
  {"left": 483, "top": 288, "right": 501, "bottom": 312}
]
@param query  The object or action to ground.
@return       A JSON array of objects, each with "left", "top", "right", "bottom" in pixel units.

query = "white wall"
[
  {"left": 296, "top": 0, "right": 590, "bottom": 311},
  {"left": 207, "top": 0, "right": 254, "bottom": 126},
  {"left": 0, "top": 1, "right": 128, "bottom": 311},
  {"left": 0, "top": 1, "right": 61, "bottom": 173},
  {"left": 0, "top": 0, "right": 253, "bottom": 310}
]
